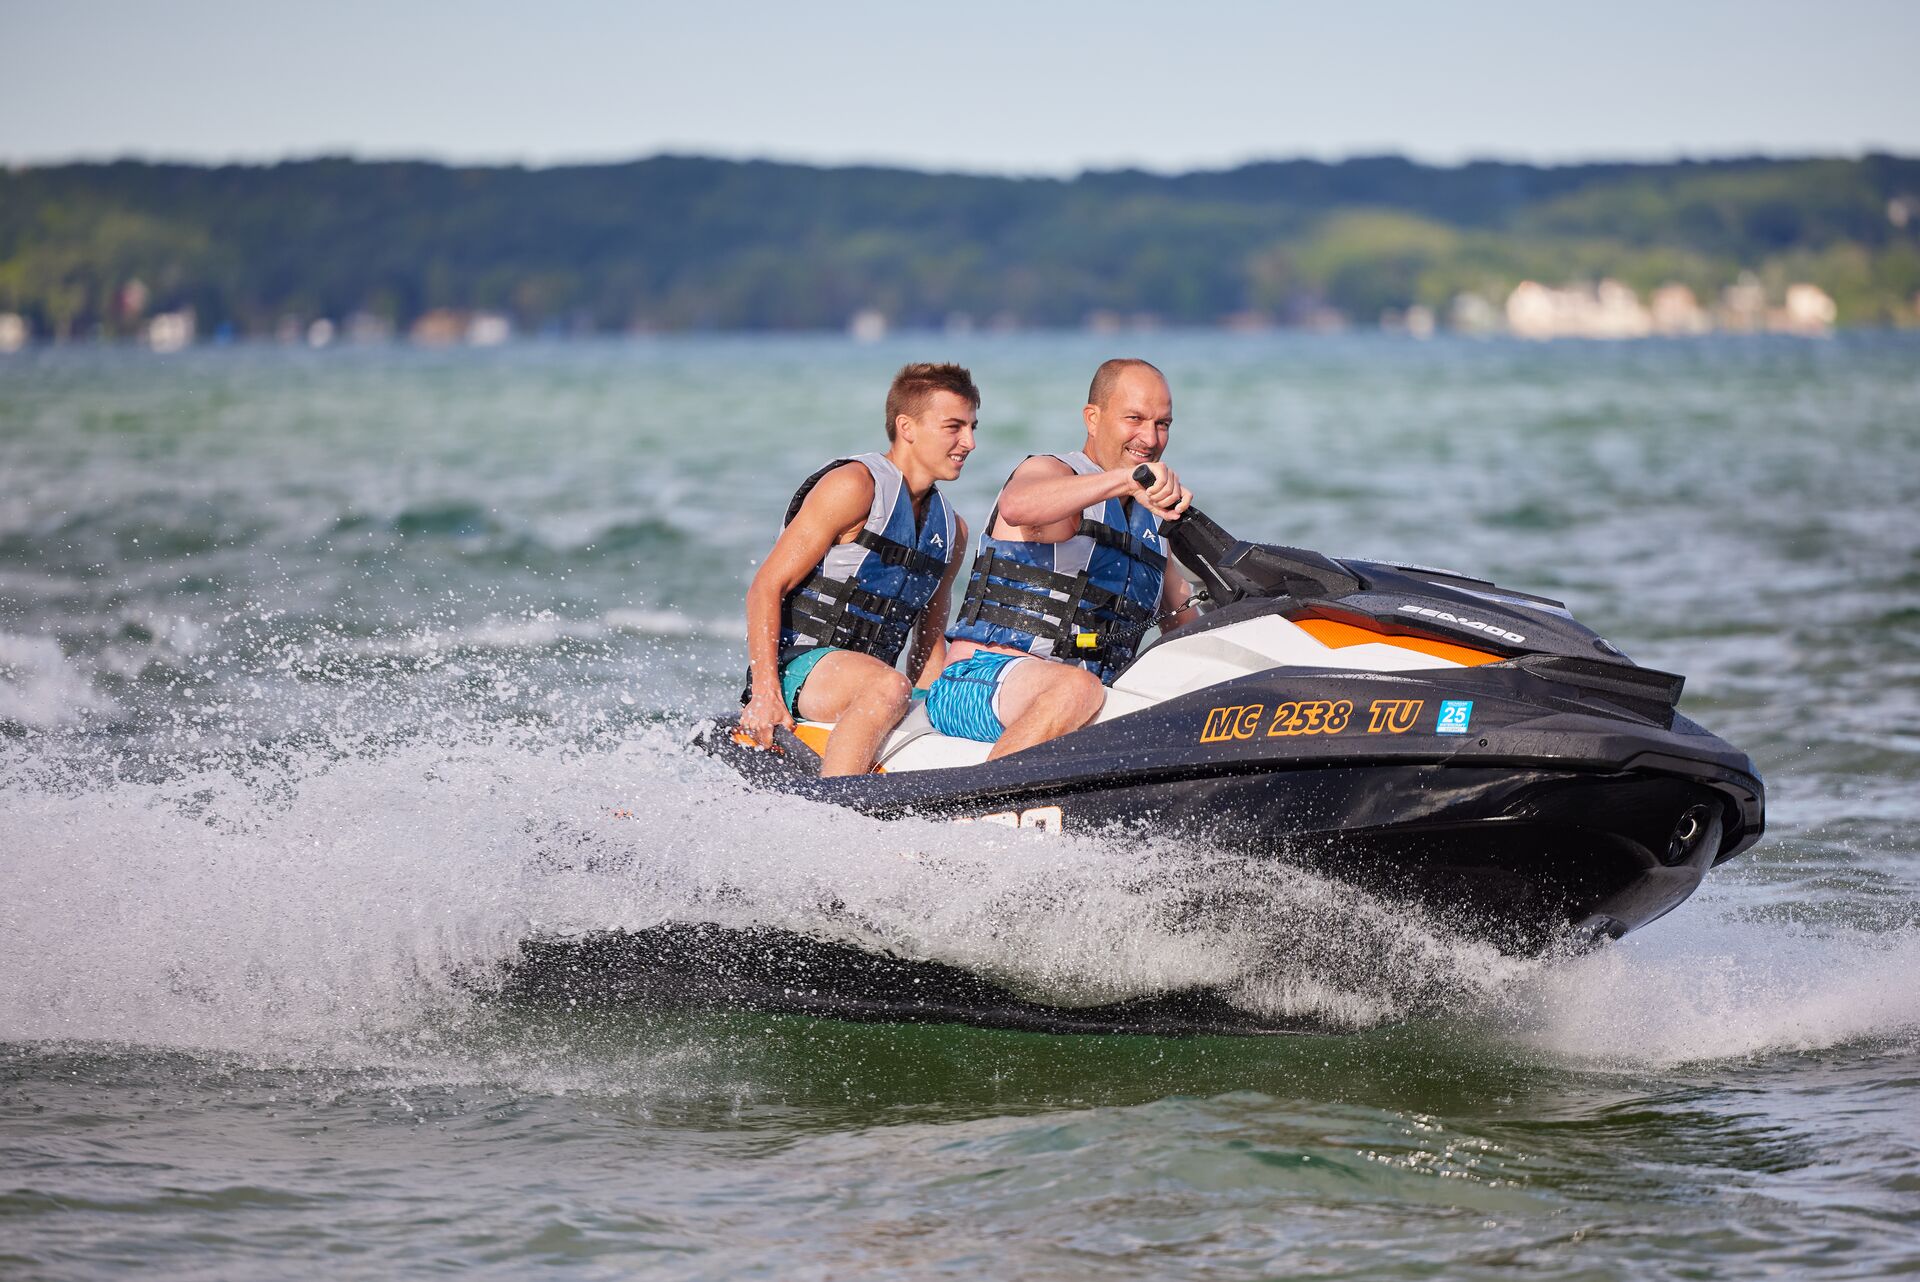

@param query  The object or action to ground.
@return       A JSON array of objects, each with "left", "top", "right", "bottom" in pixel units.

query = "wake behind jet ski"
[{"left": 503, "top": 470, "right": 1764, "bottom": 1033}]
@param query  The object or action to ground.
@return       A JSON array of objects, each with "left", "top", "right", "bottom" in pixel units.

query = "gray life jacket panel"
[
  {"left": 947, "top": 451, "right": 1167, "bottom": 683},
  {"left": 777, "top": 453, "right": 957, "bottom": 668}
]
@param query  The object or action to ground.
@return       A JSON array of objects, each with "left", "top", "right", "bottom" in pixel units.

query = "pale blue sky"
[{"left": 3, "top": 0, "right": 1915, "bottom": 173}]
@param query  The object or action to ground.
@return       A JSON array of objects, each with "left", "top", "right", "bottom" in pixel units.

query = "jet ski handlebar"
[{"left": 1130, "top": 465, "right": 1361, "bottom": 607}]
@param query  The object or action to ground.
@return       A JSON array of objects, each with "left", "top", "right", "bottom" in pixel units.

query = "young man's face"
[
  {"left": 1085, "top": 369, "right": 1173, "bottom": 471},
  {"left": 899, "top": 390, "right": 978, "bottom": 481}
]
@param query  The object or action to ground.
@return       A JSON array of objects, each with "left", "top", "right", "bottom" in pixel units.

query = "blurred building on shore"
[
  {"left": 410, "top": 310, "right": 514, "bottom": 345},
  {"left": 1775, "top": 283, "right": 1838, "bottom": 335},
  {"left": 0, "top": 313, "right": 27, "bottom": 352},
  {"left": 1448, "top": 291, "right": 1503, "bottom": 335},
  {"left": 467, "top": 312, "right": 511, "bottom": 346},
  {"left": 1505, "top": 279, "right": 1651, "bottom": 339},
  {"left": 1649, "top": 285, "right": 1712, "bottom": 335},
  {"left": 1496, "top": 276, "right": 1833, "bottom": 339},
  {"left": 146, "top": 310, "right": 195, "bottom": 352},
  {"left": 1378, "top": 305, "right": 1436, "bottom": 338},
  {"left": 411, "top": 310, "right": 463, "bottom": 345},
  {"left": 1717, "top": 274, "right": 1769, "bottom": 331}
]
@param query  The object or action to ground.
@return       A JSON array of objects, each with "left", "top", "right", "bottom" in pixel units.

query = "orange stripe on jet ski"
[
  {"left": 732, "top": 723, "right": 885, "bottom": 772},
  {"left": 792, "top": 722, "right": 887, "bottom": 772},
  {"left": 1294, "top": 617, "right": 1502, "bottom": 667}
]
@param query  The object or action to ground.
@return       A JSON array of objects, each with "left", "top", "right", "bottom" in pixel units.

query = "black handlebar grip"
[{"left": 1131, "top": 462, "right": 1185, "bottom": 525}]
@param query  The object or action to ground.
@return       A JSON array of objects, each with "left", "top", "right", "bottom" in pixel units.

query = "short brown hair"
[
  {"left": 885, "top": 362, "right": 980, "bottom": 441},
  {"left": 1087, "top": 357, "right": 1166, "bottom": 409}
]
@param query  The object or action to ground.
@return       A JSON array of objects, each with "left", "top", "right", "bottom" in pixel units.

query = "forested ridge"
[{"left": 3, "top": 151, "right": 1917, "bottom": 337}]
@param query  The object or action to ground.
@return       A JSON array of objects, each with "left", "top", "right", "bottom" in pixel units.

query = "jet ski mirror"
[{"left": 1132, "top": 465, "right": 1362, "bottom": 608}]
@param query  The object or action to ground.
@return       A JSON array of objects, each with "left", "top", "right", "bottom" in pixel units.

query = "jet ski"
[{"left": 502, "top": 473, "right": 1765, "bottom": 1033}]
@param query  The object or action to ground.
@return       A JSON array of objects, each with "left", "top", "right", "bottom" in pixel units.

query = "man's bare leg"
[
  {"left": 794, "top": 651, "right": 913, "bottom": 776},
  {"left": 985, "top": 658, "right": 1106, "bottom": 761}
]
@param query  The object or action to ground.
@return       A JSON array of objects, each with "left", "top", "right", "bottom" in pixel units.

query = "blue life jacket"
[
  {"left": 778, "top": 453, "right": 956, "bottom": 668},
  {"left": 948, "top": 451, "right": 1167, "bottom": 683}
]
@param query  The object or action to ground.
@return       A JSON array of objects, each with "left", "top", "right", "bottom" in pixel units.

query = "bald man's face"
[{"left": 1083, "top": 368, "right": 1173, "bottom": 472}]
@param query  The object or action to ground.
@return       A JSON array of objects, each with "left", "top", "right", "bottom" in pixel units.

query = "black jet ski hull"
[
  {"left": 709, "top": 660, "right": 1761, "bottom": 940},
  {"left": 499, "top": 925, "right": 1318, "bottom": 1037},
  {"left": 714, "top": 746, "right": 1734, "bottom": 944},
  {"left": 497, "top": 760, "right": 1728, "bottom": 1036}
]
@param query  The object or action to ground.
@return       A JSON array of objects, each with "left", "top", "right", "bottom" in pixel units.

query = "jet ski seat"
[{"left": 869, "top": 704, "right": 995, "bottom": 772}]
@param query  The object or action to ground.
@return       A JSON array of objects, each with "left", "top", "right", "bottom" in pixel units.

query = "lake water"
[{"left": 3, "top": 333, "right": 1918, "bottom": 1278}]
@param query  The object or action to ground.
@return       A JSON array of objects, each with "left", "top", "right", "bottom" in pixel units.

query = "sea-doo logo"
[{"left": 1398, "top": 604, "right": 1525, "bottom": 644}]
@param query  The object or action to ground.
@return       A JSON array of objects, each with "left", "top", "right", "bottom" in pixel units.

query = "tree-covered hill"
[{"left": 2, "top": 152, "right": 1917, "bottom": 338}]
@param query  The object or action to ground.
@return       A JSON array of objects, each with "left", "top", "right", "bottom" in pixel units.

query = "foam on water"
[
  {"left": 0, "top": 726, "right": 1436, "bottom": 1058},
  {"left": 1509, "top": 904, "right": 1920, "bottom": 1067},
  {"left": 0, "top": 631, "right": 118, "bottom": 729},
  {"left": 5, "top": 723, "right": 1915, "bottom": 1077}
]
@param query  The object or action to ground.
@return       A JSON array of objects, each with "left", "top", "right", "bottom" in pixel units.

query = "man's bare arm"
[
  {"left": 997, "top": 456, "right": 1192, "bottom": 536},
  {"left": 994, "top": 456, "right": 1132, "bottom": 536},
  {"left": 740, "top": 465, "right": 871, "bottom": 744}
]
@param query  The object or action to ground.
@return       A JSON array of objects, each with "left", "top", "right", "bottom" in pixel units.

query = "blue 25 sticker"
[{"left": 1436, "top": 700, "right": 1474, "bottom": 734}]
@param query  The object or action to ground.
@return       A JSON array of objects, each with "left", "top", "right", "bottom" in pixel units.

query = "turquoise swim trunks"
[
  {"left": 779, "top": 646, "right": 841, "bottom": 715},
  {"left": 926, "top": 652, "right": 1028, "bottom": 742}
]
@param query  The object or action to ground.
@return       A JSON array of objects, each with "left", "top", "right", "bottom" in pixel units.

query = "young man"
[
  {"left": 927, "top": 358, "right": 1195, "bottom": 759},
  {"left": 740, "top": 363, "right": 977, "bottom": 776}
]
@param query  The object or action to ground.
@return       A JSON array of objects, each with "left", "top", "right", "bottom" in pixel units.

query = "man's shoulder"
[
  {"left": 809, "top": 458, "right": 878, "bottom": 493},
  {"left": 1004, "top": 453, "right": 1076, "bottom": 484},
  {"left": 793, "top": 460, "right": 876, "bottom": 524}
]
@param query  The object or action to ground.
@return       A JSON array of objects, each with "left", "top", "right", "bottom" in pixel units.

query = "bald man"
[{"left": 926, "top": 358, "right": 1196, "bottom": 758}]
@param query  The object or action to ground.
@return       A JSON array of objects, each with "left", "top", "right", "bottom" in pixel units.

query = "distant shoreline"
[{"left": 4, "top": 153, "right": 1917, "bottom": 347}]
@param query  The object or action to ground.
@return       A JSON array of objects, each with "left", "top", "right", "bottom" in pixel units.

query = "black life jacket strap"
[
  {"left": 1075, "top": 516, "right": 1167, "bottom": 573},
  {"left": 852, "top": 528, "right": 946, "bottom": 578},
  {"left": 965, "top": 551, "right": 1156, "bottom": 621},
  {"left": 956, "top": 551, "right": 1157, "bottom": 642},
  {"left": 782, "top": 574, "right": 921, "bottom": 661}
]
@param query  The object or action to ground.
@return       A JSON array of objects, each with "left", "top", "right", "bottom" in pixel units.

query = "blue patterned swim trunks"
[{"left": 925, "top": 652, "right": 1028, "bottom": 742}]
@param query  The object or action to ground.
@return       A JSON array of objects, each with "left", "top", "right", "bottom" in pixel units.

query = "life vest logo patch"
[{"left": 1436, "top": 700, "right": 1474, "bottom": 734}]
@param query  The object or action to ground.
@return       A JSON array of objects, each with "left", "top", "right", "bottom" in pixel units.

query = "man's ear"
[
  {"left": 1082, "top": 403, "right": 1100, "bottom": 433},
  {"left": 895, "top": 413, "right": 916, "bottom": 443}
]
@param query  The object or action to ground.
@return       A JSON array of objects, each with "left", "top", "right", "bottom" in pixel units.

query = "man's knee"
[
  {"left": 872, "top": 668, "right": 913, "bottom": 711},
  {"left": 1035, "top": 664, "right": 1105, "bottom": 722},
  {"left": 838, "top": 663, "right": 910, "bottom": 718},
  {"left": 798, "top": 651, "right": 908, "bottom": 722},
  {"left": 1062, "top": 666, "right": 1106, "bottom": 721}
]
